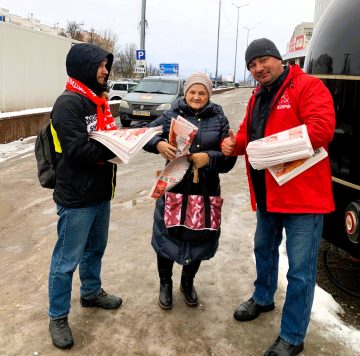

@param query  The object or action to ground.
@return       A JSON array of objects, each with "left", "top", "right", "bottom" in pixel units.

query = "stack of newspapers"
[
  {"left": 89, "top": 126, "right": 162, "bottom": 164},
  {"left": 246, "top": 125, "right": 327, "bottom": 185},
  {"left": 246, "top": 125, "right": 314, "bottom": 170}
]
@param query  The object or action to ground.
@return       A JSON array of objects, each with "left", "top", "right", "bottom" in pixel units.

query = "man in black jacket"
[{"left": 48, "top": 43, "right": 121, "bottom": 350}]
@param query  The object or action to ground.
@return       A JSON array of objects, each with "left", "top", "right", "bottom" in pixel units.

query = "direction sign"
[
  {"left": 159, "top": 63, "right": 179, "bottom": 75},
  {"left": 136, "top": 50, "right": 146, "bottom": 60}
]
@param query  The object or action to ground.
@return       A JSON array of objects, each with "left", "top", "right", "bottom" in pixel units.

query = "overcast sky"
[{"left": 0, "top": 0, "right": 315, "bottom": 80}]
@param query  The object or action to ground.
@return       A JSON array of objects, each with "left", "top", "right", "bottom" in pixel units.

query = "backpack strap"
[{"left": 50, "top": 90, "right": 87, "bottom": 154}]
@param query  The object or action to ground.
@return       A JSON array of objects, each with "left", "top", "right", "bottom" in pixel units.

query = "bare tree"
[
  {"left": 66, "top": 21, "right": 83, "bottom": 40},
  {"left": 58, "top": 29, "right": 68, "bottom": 37},
  {"left": 92, "top": 29, "right": 118, "bottom": 53},
  {"left": 147, "top": 63, "right": 159, "bottom": 76},
  {"left": 87, "top": 27, "right": 96, "bottom": 43},
  {"left": 112, "top": 43, "right": 137, "bottom": 79}
]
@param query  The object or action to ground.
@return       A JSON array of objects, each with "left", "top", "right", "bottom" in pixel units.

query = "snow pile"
[{"left": 0, "top": 137, "right": 35, "bottom": 163}]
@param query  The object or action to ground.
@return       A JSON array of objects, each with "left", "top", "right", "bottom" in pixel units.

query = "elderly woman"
[{"left": 144, "top": 72, "right": 237, "bottom": 309}]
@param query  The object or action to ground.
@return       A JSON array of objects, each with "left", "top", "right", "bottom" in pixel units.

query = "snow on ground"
[
  {"left": 0, "top": 136, "right": 36, "bottom": 163},
  {"left": 279, "top": 241, "right": 360, "bottom": 352},
  {"left": 1, "top": 139, "right": 360, "bottom": 351},
  {"left": 0, "top": 107, "right": 52, "bottom": 119}
]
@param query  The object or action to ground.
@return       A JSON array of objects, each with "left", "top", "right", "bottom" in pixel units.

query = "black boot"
[
  {"left": 159, "top": 277, "right": 173, "bottom": 310},
  {"left": 157, "top": 255, "right": 174, "bottom": 310},
  {"left": 180, "top": 261, "right": 201, "bottom": 307},
  {"left": 49, "top": 317, "right": 74, "bottom": 349}
]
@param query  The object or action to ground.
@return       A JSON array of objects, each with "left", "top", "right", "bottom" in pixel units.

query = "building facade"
[{"left": 282, "top": 0, "right": 333, "bottom": 68}]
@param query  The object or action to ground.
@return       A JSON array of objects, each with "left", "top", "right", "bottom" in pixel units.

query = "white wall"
[{"left": 0, "top": 22, "right": 78, "bottom": 112}]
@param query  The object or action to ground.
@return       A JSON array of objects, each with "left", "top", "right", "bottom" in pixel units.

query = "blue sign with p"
[{"left": 136, "top": 50, "right": 146, "bottom": 60}]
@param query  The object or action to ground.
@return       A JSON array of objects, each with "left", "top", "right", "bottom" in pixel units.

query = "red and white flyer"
[{"left": 149, "top": 115, "right": 198, "bottom": 199}]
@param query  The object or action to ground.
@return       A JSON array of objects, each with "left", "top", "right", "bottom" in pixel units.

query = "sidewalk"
[{"left": 0, "top": 88, "right": 359, "bottom": 355}]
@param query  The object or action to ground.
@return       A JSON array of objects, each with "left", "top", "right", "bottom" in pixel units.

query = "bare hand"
[
  {"left": 221, "top": 129, "right": 236, "bottom": 156},
  {"left": 188, "top": 152, "right": 209, "bottom": 183},
  {"left": 156, "top": 141, "right": 177, "bottom": 160},
  {"left": 188, "top": 152, "right": 209, "bottom": 169}
]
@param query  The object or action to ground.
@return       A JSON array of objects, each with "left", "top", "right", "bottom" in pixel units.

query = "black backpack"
[
  {"left": 35, "top": 91, "right": 86, "bottom": 189},
  {"left": 35, "top": 121, "right": 57, "bottom": 189}
]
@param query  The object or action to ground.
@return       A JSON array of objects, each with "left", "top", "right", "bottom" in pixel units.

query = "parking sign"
[{"left": 136, "top": 50, "right": 146, "bottom": 60}]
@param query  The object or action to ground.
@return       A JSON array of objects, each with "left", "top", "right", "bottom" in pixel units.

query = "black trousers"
[{"left": 157, "top": 254, "right": 201, "bottom": 279}]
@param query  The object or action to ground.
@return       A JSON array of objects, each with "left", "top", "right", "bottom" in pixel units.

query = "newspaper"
[
  {"left": 89, "top": 126, "right": 162, "bottom": 164},
  {"left": 149, "top": 115, "right": 198, "bottom": 198},
  {"left": 268, "top": 147, "right": 328, "bottom": 186},
  {"left": 149, "top": 156, "right": 190, "bottom": 199},
  {"left": 246, "top": 124, "right": 314, "bottom": 170},
  {"left": 169, "top": 115, "right": 198, "bottom": 157}
]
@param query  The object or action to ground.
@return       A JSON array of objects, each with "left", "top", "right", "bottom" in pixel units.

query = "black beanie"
[{"left": 245, "top": 38, "right": 282, "bottom": 69}]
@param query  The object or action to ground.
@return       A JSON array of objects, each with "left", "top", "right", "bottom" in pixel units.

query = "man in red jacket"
[{"left": 222, "top": 38, "right": 335, "bottom": 356}]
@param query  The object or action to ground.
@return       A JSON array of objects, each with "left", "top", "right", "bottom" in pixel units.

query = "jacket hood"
[{"left": 66, "top": 43, "right": 113, "bottom": 95}]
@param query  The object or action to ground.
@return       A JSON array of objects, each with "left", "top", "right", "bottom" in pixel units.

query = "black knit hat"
[{"left": 245, "top": 38, "right": 282, "bottom": 69}]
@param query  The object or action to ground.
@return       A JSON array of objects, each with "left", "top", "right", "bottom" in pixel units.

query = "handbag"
[{"left": 164, "top": 169, "right": 223, "bottom": 241}]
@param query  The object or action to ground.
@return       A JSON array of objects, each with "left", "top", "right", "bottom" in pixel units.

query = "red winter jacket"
[{"left": 233, "top": 65, "right": 336, "bottom": 213}]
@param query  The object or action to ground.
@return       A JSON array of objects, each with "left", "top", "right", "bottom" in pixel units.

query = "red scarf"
[{"left": 66, "top": 77, "right": 117, "bottom": 131}]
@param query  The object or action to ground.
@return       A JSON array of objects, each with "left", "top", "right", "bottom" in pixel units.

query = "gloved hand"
[{"left": 188, "top": 153, "right": 209, "bottom": 183}]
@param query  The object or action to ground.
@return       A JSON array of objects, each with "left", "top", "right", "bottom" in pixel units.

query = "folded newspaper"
[
  {"left": 246, "top": 124, "right": 314, "bottom": 170},
  {"left": 149, "top": 116, "right": 198, "bottom": 199},
  {"left": 267, "top": 147, "right": 328, "bottom": 185},
  {"left": 89, "top": 126, "right": 162, "bottom": 164},
  {"left": 169, "top": 115, "right": 198, "bottom": 157}
]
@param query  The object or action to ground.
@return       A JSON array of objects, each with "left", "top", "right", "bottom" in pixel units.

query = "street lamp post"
[
  {"left": 243, "top": 25, "right": 256, "bottom": 84},
  {"left": 214, "top": 0, "right": 222, "bottom": 89},
  {"left": 139, "top": 0, "right": 146, "bottom": 78},
  {"left": 232, "top": 3, "right": 249, "bottom": 86}
]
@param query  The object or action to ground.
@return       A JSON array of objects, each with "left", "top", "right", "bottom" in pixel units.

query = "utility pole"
[
  {"left": 232, "top": 3, "right": 249, "bottom": 86},
  {"left": 140, "top": 0, "right": 146, "bottom": 78},
  {"left": 243, "top": 26, "right": 256, "bottom": 84},
  {"left": 214, "top": 0, "right": 221, "bottom": 88}
]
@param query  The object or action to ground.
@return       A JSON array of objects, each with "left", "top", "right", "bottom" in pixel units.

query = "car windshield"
[{"left": 132, "top": 80, "right": 179, "bottom": 95}]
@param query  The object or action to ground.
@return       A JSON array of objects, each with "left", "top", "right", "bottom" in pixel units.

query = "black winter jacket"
[
  {"left": 52, "top": 45, "right": 117, "bottom": 207},
  {"left": 144, "top": 99, "right": 237, "bottom": 264}
]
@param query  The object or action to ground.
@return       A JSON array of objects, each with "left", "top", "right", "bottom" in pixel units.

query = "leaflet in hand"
[
  {"left": 149, "top": 115, "right": 198, "bottom": 199},
  {"left": 246, "top": 124, "right": 314, "bottom": 170},
  {"left": 89, "top": 126, "right": 162, "bottom": 164},
  {"left": 169, "top": 115, "right": 198, "bottom": 157},
  {"left": 148, "top": 156, "right": 190, "bottom": 199},
  {"left": 267, "top": 147, "right": 328, "bottom": 185}
]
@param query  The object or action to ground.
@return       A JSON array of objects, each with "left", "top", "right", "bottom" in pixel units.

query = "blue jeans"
[
  {"left": 252, "top": 210, "right": 323, "bottom": 345},
  {"left": 48, "top": 202, "right": 110, "bottom": 319}
]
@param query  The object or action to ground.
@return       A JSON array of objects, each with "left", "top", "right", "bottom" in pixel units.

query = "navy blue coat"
[{"left": 144, "top": 99, "right": 237, "bottom": 265}]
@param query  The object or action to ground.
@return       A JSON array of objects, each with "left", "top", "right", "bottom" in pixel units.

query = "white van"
[{"left": 107, "top": 80, "right": 138, "bottom": 100}]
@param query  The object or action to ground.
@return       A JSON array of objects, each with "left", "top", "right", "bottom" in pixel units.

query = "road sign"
[
  {"left": 134, "top": 67, "right": 146, "bottom": 74},
  {"left": 136, "top": 50, "right": 146, "bottom": 60},
  {"left": 136, "top": 60, "right": 146, "bottom": 66},
  {"left": 159, "top": 63, "right": 179, "bottom": 75}
]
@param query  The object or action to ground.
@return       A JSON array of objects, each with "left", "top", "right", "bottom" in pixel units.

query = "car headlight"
[
  {"left": 119, "top": 100, "right": 129, "bottom": 108},
  {"left": 156, "top": 103, "right": 171, "bottom": 111}
]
